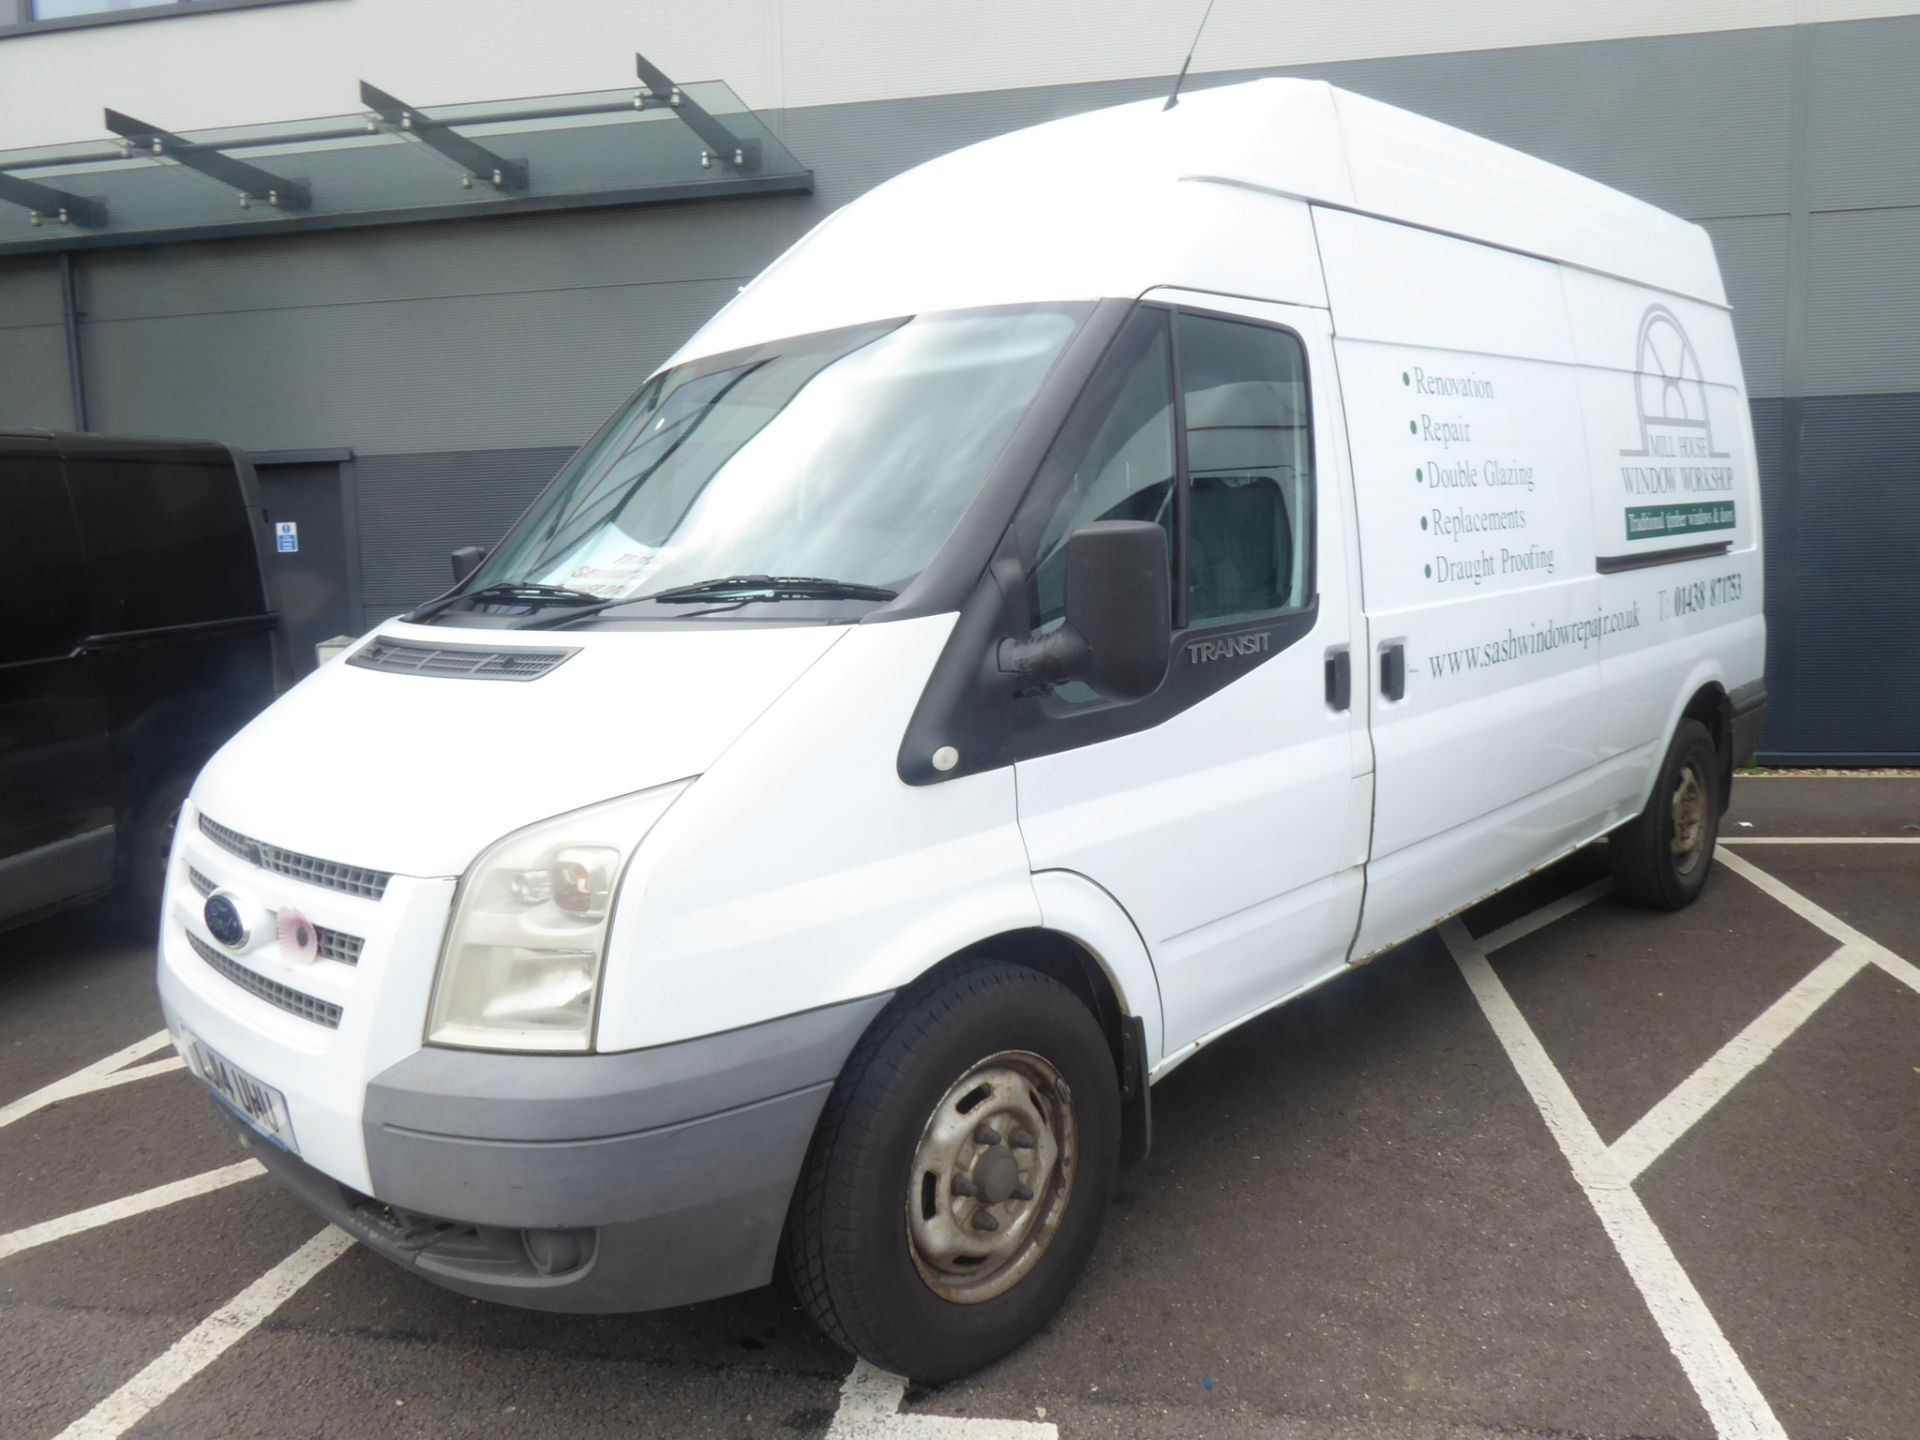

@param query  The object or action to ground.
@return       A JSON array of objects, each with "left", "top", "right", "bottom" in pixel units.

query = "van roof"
[
  {"left": 675, "top": 80, "right": 1726, "bottom": 368},
  {"left": 0, "top": 429, "right": 237, "bottom": 461},
  {"left": 1179, "top": 79, "right": 1723, "bottom": 305}
]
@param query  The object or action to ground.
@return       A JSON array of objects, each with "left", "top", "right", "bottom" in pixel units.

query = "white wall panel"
[{"left": 3, "top": 0, "right": 1919, "bottom": 150}]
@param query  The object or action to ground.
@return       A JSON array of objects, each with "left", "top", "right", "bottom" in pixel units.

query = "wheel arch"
[
  {"left": 1635, "top": 665, "right": 1736, "bottom": 819},
  {"left": 1679, "top": 678, "right": 1734, "bottom": 813},
  {"left": 825, "top": 872, "right": 1163, "bottom": 1171}
]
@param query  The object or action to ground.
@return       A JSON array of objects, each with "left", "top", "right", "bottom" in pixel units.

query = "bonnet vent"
[{"left": 347, "top": 637, "right": 579, "bottom": 682}]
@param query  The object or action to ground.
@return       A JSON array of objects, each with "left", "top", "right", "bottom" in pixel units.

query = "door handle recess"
[
  {"left": 1324, "top": 648, "right": 1351, "bottom": 711},
  {"left": 1379, "top": 642, "right": 1406, "bottom": 702}
]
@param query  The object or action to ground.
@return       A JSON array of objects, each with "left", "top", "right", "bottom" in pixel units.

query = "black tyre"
[
  {"left": 124, "top": 769, "right": 194, "bottom": 926},
  {"left": 785, "top": 959, "right": 1119, "bottom": 1381},
  {"left": 1610, "top": 718, "right": 1720, "bottom": 910}
]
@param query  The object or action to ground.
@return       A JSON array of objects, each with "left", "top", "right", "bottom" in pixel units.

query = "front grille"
[
  {"left": 198, "top": 814, "right": 390, "bottom": 901},
  {"left": 188, "top": 867, "right": 366, "bottom": 971},
  {"left": 188, "top": 863, "right": 363, "bottom": 965},
  {"left": 347, "top": 637, "right": 577, "bottom": 682},
  {"left": 185, "top": 930, "right": 343, "bottom": 1029},
  {"left": 315, "top": 926, "right": 364, "bottom": 965}
]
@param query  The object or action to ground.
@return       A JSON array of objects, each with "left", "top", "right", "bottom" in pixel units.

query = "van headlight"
[{"left": 426, "top": 781, "right": 690, "bottom": 1052}]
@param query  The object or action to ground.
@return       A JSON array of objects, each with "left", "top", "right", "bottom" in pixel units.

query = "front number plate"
[{"left": 181, "top": 1031, "right": 298, "bottom": 1152}]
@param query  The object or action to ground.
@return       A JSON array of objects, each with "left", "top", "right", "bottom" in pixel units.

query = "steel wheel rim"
[
  {"left": 1671, "top": 765, "right": 1707, "bottom": 875},
  {"left": 905, "top": 1049, "right": 1077, "bottom": 1305}
]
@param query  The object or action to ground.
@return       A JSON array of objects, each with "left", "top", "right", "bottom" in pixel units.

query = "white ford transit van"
[{"left": 158, "top": 79, "right": 1767, "bottom": 1379}]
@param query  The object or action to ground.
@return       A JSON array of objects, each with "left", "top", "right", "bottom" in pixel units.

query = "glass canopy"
[{"left": 0, "top": 65, "right": 811, "bottom": 255}]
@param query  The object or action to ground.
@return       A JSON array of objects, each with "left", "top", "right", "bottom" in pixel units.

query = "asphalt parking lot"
[{"left": 3, "top": 776, "right": 1915, "bottom": 1440}]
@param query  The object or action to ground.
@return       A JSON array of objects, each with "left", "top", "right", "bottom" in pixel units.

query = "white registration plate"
[{"left": 181, "top": 1032, "right": 298, "bottom": 1152}]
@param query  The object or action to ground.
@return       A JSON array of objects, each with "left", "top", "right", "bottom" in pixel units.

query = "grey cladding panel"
[
  {"left": 1764, "top": 394, "right": 1920, "bottom": 760},
  {"left": 1808, "top": 16, "right": 1920, "bottom": 212},
  {"left": 79, "top": 198, "right": 805, "bottom": 324},
  {"left": 84, "top": 276, "right": 741, "bottom": 454},
  {"left": 354, "top": 445, "right": 573, "bottom": 626},
  {"left": 784, "top": 77, "right": 1166, "bottom": 213},
  {"left": 1802, "top": 209, "right": 1920, "bottom": 396},
  {"left": 0, "top": 323, "right": 74, "bottom": 430},
  {"left": 0, "top": 257, "right": 65, "bottom": 330},
  {"left": 1700, "top": 216, "right": 1788, "bottom": 398}
]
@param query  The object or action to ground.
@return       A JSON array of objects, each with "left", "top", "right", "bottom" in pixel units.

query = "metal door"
[{"left": 255, "top": 454, "right": 357, "bottom": 676}]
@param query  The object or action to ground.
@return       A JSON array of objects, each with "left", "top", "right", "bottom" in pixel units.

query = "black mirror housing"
[
  {"left": 449, "top": 544, "right": 487, "bottom": 584},
  {"left": 1000, "top": 520, "right": 1171, "bottom": 703}
]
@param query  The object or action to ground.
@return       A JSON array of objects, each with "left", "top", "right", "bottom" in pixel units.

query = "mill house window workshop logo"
[{"left": 1619, "top": 305, "right": 1737, "bottom": 543}]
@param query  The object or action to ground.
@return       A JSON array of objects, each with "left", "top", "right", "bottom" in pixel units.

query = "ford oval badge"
[{"left": 204, "top": 892, "right": 250, "bottom": 949}]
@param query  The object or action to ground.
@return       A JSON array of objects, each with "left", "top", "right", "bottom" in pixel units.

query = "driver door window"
[
  {"left": 1029, "top": 308, "right": 1175, "bottom": 632},
  {"left": 1178, "top": 311, "right": 1313, "bottom": 627},
  {"left": 1027, "top": 304, "right": 1314, "bottom": 661}
]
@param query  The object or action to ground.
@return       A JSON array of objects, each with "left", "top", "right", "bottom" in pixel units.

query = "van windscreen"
[{"left": 463, "top": 304, "right": 1089, "bottom": 614}]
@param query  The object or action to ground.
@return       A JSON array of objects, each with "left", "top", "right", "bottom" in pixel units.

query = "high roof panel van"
[{"left": 157, "top": 80, "right": 1767, "bottom": 1379}]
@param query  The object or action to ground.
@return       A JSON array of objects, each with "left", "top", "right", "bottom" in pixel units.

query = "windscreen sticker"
[{"left": 534, "top": 533, "right": 660, "bottom": 598}]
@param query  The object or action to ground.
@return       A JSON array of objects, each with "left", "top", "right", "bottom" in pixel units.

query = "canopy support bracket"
[
  {"left": 359, "top": 81, "right": 529, "bottom": 193},
  {"left": 634, "top": 52, "right": 761, "bottom": 172},
  {"left": 104, "top": 108, "right": 312, "bottom": 212},
  {"left": 0, "top": 170, "right": 107, "bottom": 229}
]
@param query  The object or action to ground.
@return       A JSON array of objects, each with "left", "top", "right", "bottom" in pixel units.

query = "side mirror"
[
  {"left": 999, "top": 520, "right": 1171, "bottom": 703},
  {"left": 449, "top": 545, "right": 488, "bottom": 584}
]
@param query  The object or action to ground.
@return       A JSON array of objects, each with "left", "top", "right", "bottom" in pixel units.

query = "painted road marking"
[
  {"left": 1722, "top": 836, "right": 1920, "bottom": 844},
  {"left": 51, "top": 1226, "right": 351, "bottom": 1440},
  {"left": 1606, "top": 942, "right": 1868, "bottom": 1184},
  {"left": 1477, "top": 877, "right": 1614, "bottom": 955},
  {"left": 0, "top": 1030, "right": 182, "bottom": 1132},
  {"left": 827, "top": 1360, "right": 1058, "bottom": 1438},
  {"left": 1444, "top": 918, "right": 1788, "bottom": 1440},
  {"left": 0, "top": 1161, "right": 264, "bottom": 1264},
  {"left": 1718, "top": 847, "right": 1920, "bottom": 994}
]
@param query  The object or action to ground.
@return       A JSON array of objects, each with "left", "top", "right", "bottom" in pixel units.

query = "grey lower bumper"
[{"left": 225, "top": 993, "right": 889, "bottom": 1313}]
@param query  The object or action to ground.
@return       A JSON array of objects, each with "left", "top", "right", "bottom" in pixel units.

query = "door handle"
[
  {"left": 1379, "top": 642, "right": 1406, "bottom": 702},
  {"left": 1324, "top": 648, "right": 1351, "bottom": 711}
]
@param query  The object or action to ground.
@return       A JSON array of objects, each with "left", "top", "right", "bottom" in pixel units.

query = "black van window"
[
  {"left": 0, "top": 447, "right": 87, "bottom": 665},
  {"left": 1176, "top": 312, "right": 1314, "bottom": 627},
  {"left": 64, "top": 458, "right": 260, "bottom": 633}
]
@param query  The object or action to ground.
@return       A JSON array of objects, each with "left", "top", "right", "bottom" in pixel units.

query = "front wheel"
[
  {"left": 784, "top": 960, "right": 1119, "bottom": 1381},
  {"left": 1610, "top": 717, "right": 1720, "bottom": 909},
  {"left": 124, "top": 769, "right": 195, "bottom": 925}
]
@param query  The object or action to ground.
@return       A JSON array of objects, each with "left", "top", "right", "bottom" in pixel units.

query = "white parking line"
[
  {"left": 0, "top": 1161, "right": 264, "bottom": 1263},
  {"left": 1606, "top": 943, "right": 1868, "bottom": 1184},
  {"left": 1444, "top": 919, "right": 1788, "bottom": 1440},
  {"left": 827, "top": 1360, "right": 1057, "bottom": 1438},
  {"left": 1722, "top": 836, "right": 1920, "bottom": 844},
  {"left": 0, "top": 1030, "right": 182, "bottom": 1132},
  {"left": 1478, "top": 877, "right": 1614, "bottom": 955},
  {"left": 51, "top": 1226, "right": 351, "bottom": 1440},
  {"left": 1718, "top": 847, "right": 1920, "bottom": 994}
]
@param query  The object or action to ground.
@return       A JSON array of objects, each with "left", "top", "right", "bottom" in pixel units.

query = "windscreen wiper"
[
  {"left": 405, "top": 581, "right": 601, "bottom": 624},
  {"left": 516, "top": 575, "right": 898, "bottom": 630},
  {"left": 648, "top": 575, "right": 900, "bottom": 603}
]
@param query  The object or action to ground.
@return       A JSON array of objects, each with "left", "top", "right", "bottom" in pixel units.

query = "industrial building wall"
[{"left": 1, "top": 12, "right": 1916, "bottom": 758}]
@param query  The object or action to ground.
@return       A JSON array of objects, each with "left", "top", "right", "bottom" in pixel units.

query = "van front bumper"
[{"left": 215, "top": 993, "right": 890, "bottom": 1313}]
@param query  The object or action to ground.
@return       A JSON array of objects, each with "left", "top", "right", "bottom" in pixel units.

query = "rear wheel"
[
  {"left": 1610, "top": 718, "right": 1720, "bottom": 909},
  {"left": 785, "top": 959, "right": 1118, "bottom": 1381}
]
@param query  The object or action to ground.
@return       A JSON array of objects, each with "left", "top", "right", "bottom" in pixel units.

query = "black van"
[{"left": 0, "top": 431, "right": 288, "bottom": 931}]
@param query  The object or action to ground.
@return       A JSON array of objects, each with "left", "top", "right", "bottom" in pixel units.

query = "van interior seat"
[{"left": 1190, "top": 471, "right": 1290, "bottom": 620}]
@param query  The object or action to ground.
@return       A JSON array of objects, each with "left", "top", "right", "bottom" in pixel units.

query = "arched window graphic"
[{"left": 1629, "top": 304, "right": 1721, "bottom": 456}]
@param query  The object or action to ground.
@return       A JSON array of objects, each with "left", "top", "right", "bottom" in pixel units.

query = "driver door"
[{"left": 1013, "top": 295, "right": 1371, "bottom": 1060}]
